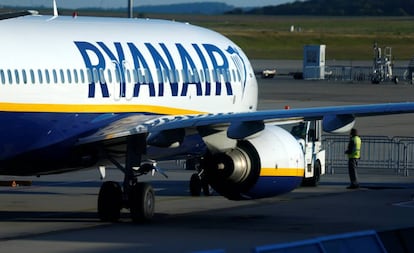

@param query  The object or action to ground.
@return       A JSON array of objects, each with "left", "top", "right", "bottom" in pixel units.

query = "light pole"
[{"left": 128, "top": 0, "right": 134, "bottom": 18}]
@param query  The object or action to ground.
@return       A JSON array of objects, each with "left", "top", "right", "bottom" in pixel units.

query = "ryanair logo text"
[{"left": 74, "top": 41, "right": 247, "bottom": 99}]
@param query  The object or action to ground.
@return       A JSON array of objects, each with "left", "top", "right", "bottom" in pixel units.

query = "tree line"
[{"left": 228, "top": 0, "right": 414, "bottom": 16}]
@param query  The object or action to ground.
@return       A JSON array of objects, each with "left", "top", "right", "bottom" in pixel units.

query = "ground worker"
[{"left": 345, "top": 128, "right": 361, "bottom": 189}]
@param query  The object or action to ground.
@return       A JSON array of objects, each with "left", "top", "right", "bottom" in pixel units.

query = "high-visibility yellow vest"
[{"left": 348, "top": 136, "right": 361, "bottom": 159}]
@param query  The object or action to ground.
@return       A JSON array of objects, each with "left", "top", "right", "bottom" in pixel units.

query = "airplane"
[{"left": 1, "top": 8, "right": 414, "bottom": 223}]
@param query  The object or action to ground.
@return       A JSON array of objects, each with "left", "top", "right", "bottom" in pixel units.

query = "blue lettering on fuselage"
[
  {"left": 74, "top": 41, "right": 239, "bottom": 98},
  {"left": 127, "top": 43, "right": 155, "bottom": 97},
  {"left": 74, "top": 41, "right": 109, "bottom": 98},
  {"left": 176, "top": 43, "right": 202, "bottom": 96},
  {"left": 145, "top": 43, "right": 178, "bottom": 97},
  {"left": 97, "top": 42, "right": 126, "bottom": 97},
  {"left": 203, "top": 44, "right": 232, "bottom": 96}
]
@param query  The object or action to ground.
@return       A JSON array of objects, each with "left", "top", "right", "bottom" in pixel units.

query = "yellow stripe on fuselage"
[
  {"left": 260, "top": 168, "right": 305, "bottom": 177},
  {"left": 0, "top": 102, "right": 203, "bottom": 115}
]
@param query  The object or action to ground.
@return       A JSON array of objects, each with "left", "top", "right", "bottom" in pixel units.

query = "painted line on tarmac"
[{"left": 393, "top": 200, "right": 414, "bottom": 208}]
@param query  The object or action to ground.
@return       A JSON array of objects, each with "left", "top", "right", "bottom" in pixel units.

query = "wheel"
[
  {"left": 201, "top": 177, "right": 212, "bottom": 196},
  {"left": 98, "top": 181, "right": 122, "bottom": 222},
  {"left": 301, "top": 161, "right": 321, "bottom": 187},
  {"left": 189, "top": 173, "right": 201, "bottom": 196},
  {"left": 394, "top": 77, "right": 399, "bottom": 84},
  {"left": 130, "top": 182, "right": 155, "bottom": 223},
  {"left": 371, "top": 77, "right": 380, "bottom": 84}
]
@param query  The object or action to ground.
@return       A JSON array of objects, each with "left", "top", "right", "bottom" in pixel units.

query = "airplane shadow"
[
  {"left": 0, "top": 211, "right": 99, "bottom": 223},
  {"left": 0, "top": 180, "right": 197, "bottom": 196},
  {"left": 0, "top": 179, "right": 216, "bottom": 222}
]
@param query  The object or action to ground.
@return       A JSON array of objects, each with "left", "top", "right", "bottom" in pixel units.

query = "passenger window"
[
  {"left": 181, "top": 69, "right": 187, "bottom": 83},
  {"left": 73, "top": 69, "right": 79, "bottom": 83},
  {"left": 137, "top": 68, "right": 144, "bottom": 83},
  {"left": 30, "top": 69, "right": 35, "bottom": 84},
  {"left": 60, "top": 69, "right": 65, "bottom": 83},
  {"left": 7, "top": 70, "right": 13, "bottom": 84},
  {"left": 0, "top": 70, "right": 5, "bottom": 84},
  {"left": 144, "top": 68, "right": 151, "bottom": 83},
  {"left": 205, "top": 68, "right": 211, "bottom": 83},
  {"left": 163, "top": 69, "right": 169, "bottom": 83},
  {"left": 52, "top": 69, "right": 58, "bottom": 83},
  {"left": 67, "top": 69, "right": 72, "bottom": 84},
  {"left": 156, "top": 69, "right": 162, "bottom": 84},
  {"left": 45, "top": 69, "right": 50, "bottom": 84},
  {"left": 225, "top": 69, "right": 231, "bottom": 82},
  {"left": 126, "top": 69, "right": 131, "bottom": 83},
  {"left": 188, "top": 69, "right": 194, "bottom": 83},
  {"left": 22, "top": 69, "right": 27, "bottom": 84},
  {"left": 132, "top": 69, "right": 138, "bottom": 83},
  {"left": 107, "top": 69, "right": 112, "bottom": 83},
  {"left": 199, "top": 69, "right": 205, "bottom": 83},
  {"left": 114, "top": 68, "right": 120, "bottom": 83},
  {"left": 213, "top": 69, "right": 219, "bottom": 82},
  {"left": 86, "top": 68, "right": 92, "bottom": 83},
  {"left": 193, "top": 68, "right": 200, "bottom": 83},
  {"left": 93, "top": 68, "right": 99, "bottom": 83},
  {"left": 80, "top": 69, "right": 85, "bottom": 83},
  {"left": 14, "top": 69, "right": 20, "bottom": 84},
  {"left": 99, "top": 68, "right": 106, "bottom": 83},
  {"left": 174, "top": 69, "right": 179, "bottom": 83},
  {"left": 38, "top": 69, "right": 43, "bottom": 84}
]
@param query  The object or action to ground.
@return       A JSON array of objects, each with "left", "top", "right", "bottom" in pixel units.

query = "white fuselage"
[{"left": 0, "top": 15, "right": 258, "bottom": 115}]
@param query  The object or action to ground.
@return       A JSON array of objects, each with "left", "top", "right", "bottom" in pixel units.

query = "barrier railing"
[
  {"left": 323, "top": 135, "right": 414, "bottom": 176},
  {"left": 301, "top": 65, "right": 411, "bottom": 83}
]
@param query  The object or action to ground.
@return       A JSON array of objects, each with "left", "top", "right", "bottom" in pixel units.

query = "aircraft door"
[{"left": 111, "top": 61, "right": 121, "bottom": 101}]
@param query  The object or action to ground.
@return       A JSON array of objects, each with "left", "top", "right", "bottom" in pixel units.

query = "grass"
[
  {"left": 177, "top": 15, "right": 414, "bottom": 60},
  {"left": 146, "top": 14, "right": 414, "bottom": 60}
]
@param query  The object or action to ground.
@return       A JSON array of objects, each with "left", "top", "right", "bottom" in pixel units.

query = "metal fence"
[
  {"left": 325, "top": 66, "right": 411, "bottom": 83},
  {"left": 323, "top": 135, "right": 414, "bottom": 176},
  {"left": 301, "top": 65, "right": 413, "bottom": 83}
]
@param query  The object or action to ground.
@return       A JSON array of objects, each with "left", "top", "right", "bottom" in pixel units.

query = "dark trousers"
[{"left": 348, "top": 158, "right": 359, "bottom": 186}]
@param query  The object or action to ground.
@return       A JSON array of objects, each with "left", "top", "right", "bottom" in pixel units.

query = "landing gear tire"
[
  {"left": 202, "top": 181, "right": 211, "bottom": 196},
  {"left": 190, "top": 173, "right": 201, "bottom": 196},
  {"left": 98, "top": 181, "right": 122, "bottom": 222},
  {"left": 130, "top": 182, "right": 155, "bottom": 223},
  {"left": 393, "top": 76, "right": 399, "bottom": 84},
  {"left": 301, "top": 161, "right": 321, "bottom": 187},
  {"left": 190, "top": 173, "right": 211, "bottom": 196}
]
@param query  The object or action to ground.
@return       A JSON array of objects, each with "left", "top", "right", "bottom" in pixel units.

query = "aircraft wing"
[
  {"left": 0, "top": 10, "right": 37, "bottom": 20},
  {"left": 78, "top": 102, "right": 414, "bottom": 144}
]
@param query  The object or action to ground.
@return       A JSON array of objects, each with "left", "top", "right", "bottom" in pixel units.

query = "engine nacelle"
[
  {"left": 322, "top": 114, "right": 355, "bottom": 133},
  {"left": 202, "top": 125, "right": 305, "bottom": 200}
]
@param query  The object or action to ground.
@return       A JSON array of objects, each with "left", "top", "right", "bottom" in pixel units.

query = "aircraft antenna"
[{"left": 53, "top": 0, "right": 58, "bottom": 17}]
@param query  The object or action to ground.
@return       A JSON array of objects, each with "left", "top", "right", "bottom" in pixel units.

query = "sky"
[{"left": 0, "top": 0, "right": 296, "bottom": 8}]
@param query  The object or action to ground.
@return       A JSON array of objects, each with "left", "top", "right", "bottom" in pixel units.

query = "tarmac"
[
  {"left": 0, "top": 168, "right": 413, "bottom": 253},
  {"left": 1, "top": 61, "right": 414, "bottom": 253}
]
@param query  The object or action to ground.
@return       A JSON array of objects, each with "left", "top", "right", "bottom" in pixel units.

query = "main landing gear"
[
  {"left": 97, "top": 180, "right": 155, "bottom": 222},
  {"left": 97, "top": 134, "right": 165, "bottom": 223},
  {"left": 189, "top": 168, "right": 212, "bottom": 197}
]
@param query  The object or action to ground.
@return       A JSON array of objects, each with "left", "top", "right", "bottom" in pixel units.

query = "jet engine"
[{"left": 201, "top": 125, "right": 305, "bottom": 200}]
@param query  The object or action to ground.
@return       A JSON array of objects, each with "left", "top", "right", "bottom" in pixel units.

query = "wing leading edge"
[
  {"left": 78, "top": 102, "right": 414, "bottom": 144},
  {"left": 0, "top": 10, "right": 38, "bottom": 20}
]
